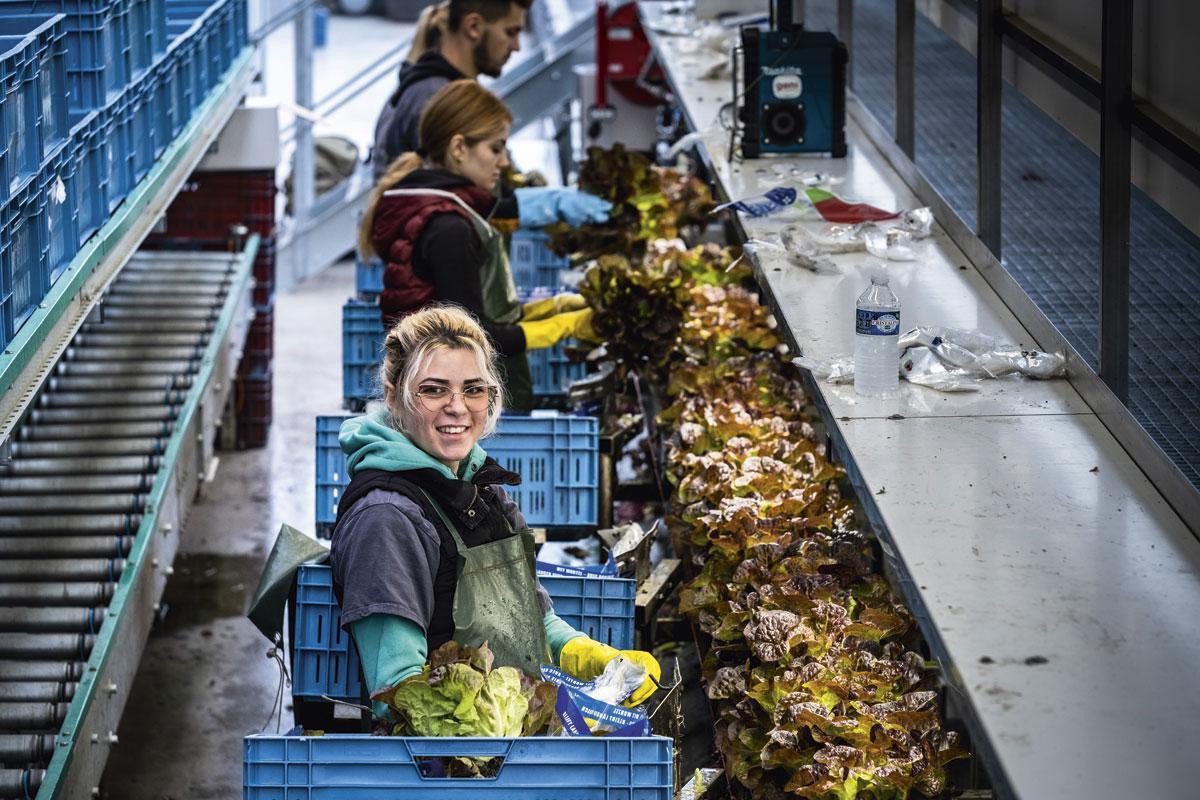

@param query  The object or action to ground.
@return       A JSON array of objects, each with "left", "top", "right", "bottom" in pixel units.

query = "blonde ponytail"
[
  {"left": 359, "top": 152, "right": 424, "bottom": 259},
  {"left": 406, "top": 1, "right": 447, "bottom": 64}
]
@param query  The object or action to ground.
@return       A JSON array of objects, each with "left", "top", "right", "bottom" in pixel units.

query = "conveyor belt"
[{"left": 0, "top": 256, "right": 235, "bottom": 799}]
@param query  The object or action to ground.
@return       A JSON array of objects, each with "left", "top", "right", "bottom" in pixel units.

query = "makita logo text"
[{"left": 761, "top": 66, "right": 804, "bottom": 76}]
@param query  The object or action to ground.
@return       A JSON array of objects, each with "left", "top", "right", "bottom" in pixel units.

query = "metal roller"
[
  {"left": 0, "top": 586, "right": 111, "bottom": 609},
  {"left": 36, "top": 390, "right": 185, "bottom": 409},
  {"left": 0, "top": 703, "right": 69, "bottom": 730},
  {"left": 0, "top": 515, "right": 139, "bottom": 535},
  {"left": 0, "top": 683, "right": 75, "bottom": 704},
  {"left": 28, "top": 406, "right": 174, "bottom": 424},
  {"left": 106, "top": 281, "right": 228, "bottom": 294},
  {"left": 0, "top": 734, "right": 55, "bottom": 764},
  {"left": 0, "top": 561, "right": 122, "bottom": 584},
  {"left": 102, "top": 294, "right": 224, "bottom": 308},
  {"left": 11, "top": 439, "right": 163, "bottom": 459},
  {"left": 0, "top": 537, "right": 130, "bottom": 559},
  {"left": 0, "top": 495, "right": 142, "bottom": 515},
  {"left": 99, "top": 306, "right": 217, "bottom": 321},
  {"left": 122, "top": 262, "right": 232, "bottom": 275},
  {"left": 54, "top": 360, "right": 195, "bottom": 378},
  {"left": 0, "top": 635, "right": 94, "bottom": 662},
  {"left": 70, "top": 333, "right": 204, "bottom": 351},
  {"left": 79, "top": 319, "right": 213, "bottom": 335},
  {"left": 46, "top": 374, "right": 191, "bottom": 392},
  {"left": 0, "top": 475, "right": 150, "bottom": 496},
  {"left": 0, "top": 608, "right": 104, "bottom": 635},
  {"left": 64, "top": 345, "right": 203, "bottom": 362},
  {"left": 0, "top": 768, "right": 42, "bottom": 798},
  {"left": 0, "top": 662, "right": 83, "bottom": 683},
  {"left": 18, "top": 421, "right": 173, "bottom": 441},
  {"left": 0, "top": 456, "right": 158, "bottom": 476}
]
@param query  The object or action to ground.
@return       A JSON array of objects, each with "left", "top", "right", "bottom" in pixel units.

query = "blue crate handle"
[{"left": 404, "top": 736, "right": 516, "bottom": 760}]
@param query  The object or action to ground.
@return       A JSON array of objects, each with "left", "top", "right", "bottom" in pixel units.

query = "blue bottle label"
[{"left": 856, "top": 308, "right": 900, "bottom": 336}]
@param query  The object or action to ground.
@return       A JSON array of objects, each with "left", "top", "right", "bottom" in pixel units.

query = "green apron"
[
  {"left": 419, "top": 488, "right": 550, "bottom": 676},
  {"left": 384, "top": 188, "right": 534, "bottom": 412}
]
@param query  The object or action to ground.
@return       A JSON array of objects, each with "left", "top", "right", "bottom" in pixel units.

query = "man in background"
[{"left": 372, "top": 0, "right": 532, "bottom": 178}]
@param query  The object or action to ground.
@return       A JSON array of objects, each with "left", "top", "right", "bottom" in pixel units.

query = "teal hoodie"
[{"left": 340, "top": 410, "right": 487, "bottom": 480}]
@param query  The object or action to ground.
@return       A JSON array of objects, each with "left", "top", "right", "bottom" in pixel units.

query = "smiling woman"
[{"left": 329, "top": 305, "right": 662, "bottom": 720}]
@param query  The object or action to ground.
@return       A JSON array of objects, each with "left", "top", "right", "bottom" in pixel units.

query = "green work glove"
[
  {"left": 518, "top": 308, "right": 598, "bottom": 350},
  {"left": 559, "top": 637, "right": 661, "bottom": 707},
  {"left": 520, "top": 293, "right": 587, "bottom": 322}
]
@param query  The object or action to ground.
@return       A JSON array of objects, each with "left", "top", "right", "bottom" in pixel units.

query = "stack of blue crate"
[{"left": 0, "top": 0, "right": 250, "bottom": 349}]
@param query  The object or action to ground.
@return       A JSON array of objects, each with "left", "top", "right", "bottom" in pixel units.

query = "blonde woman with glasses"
[{"left": 329, "top": 305, "right": 660, "bottom": 721}]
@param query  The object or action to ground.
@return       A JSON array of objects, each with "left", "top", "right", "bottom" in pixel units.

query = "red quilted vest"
[{"left": 371, "top": 181, "right": 497, "bottom": 327}]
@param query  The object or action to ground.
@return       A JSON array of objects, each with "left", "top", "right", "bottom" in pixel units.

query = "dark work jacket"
[
  {"left": 332, "top": 460, "right": 523, "bottom": 651},
  {"left": 372, "top": 52, "right": 464, "bottom": 177},
  {"left": 371, "top": 168, "right": 523, "bottom": 355}
]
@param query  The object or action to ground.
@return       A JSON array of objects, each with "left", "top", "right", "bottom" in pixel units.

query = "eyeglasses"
[{"left": 413, "top": 384, "right": 498, "bottom": 413}]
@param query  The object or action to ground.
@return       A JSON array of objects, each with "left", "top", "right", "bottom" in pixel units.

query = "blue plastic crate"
[
  {"left": 510, "top": 230, "right": 570, "bottom": 291},
  {"left": 127, "top": 0, "right": 153, "bottom": 75},
  {"left": 316, "top": 413, "right": 599, "bottom": 532},
  {"left": 0, "top": 0, "right": 128, "bottom": 112},
  {"left": 150, "top": 50, "right": 177, "bottom": 148},
  {"left": 245, "top": 734, "right": 673, "bottom": 800},
  {"left": 0, "top": 220, "right": 10, "bottom": 347},
  {"left": 354, "top": 254, "right": 383, "bottom": 299},
  {"left": 1, "top": 176, "right": 47, "bottom": 345},
  {"left": 314, "top": 415, "right": 347, "bottom": 533},
  {"left": 69, "top": 110, "right": 106, "bottom": 242},
  {"left": 537, "top": 574, "right": 636, "bottom": 649},
  {"left": 0, "top": 15, "right": 67, "bottom": 162},
  {"left": 41, "top": 140, "right": 77, "bottom": 283},
  {"left": 128, "top": 80, "right": 155, "bottom": 182},
  {"left": 101, "top": 96, "right": 133, "bottom": 212},
  {"left": 490, "top": 415, "right": 599, "bottom": 528},
  {"left": 292, "top": 564, "right": 362, "bottom": 702},
  {"left": 292, "top": 563, "right": 637, "bottom": 706},
  {"left": 169, "top": 26, "right": 200, "bottom": 113},
  {"left": 341, "top": 299, "right": 383, "bottom": 410},
  {"left": 527, "top": 340, "right": 588, "bottom": 397},
  {"left": 0, "top": 31, "right": 40, "bottom": 196}
]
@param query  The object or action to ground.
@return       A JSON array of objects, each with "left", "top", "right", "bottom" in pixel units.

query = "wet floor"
[{"left": 99, "top": 261, "right": 352, "bottom": 799}]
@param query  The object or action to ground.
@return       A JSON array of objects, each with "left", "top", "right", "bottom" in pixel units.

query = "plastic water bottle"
[{"left": 854, "top": 276, "right": 901, "bottom": 398}]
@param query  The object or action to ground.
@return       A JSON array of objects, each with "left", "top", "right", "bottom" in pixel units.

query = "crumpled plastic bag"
[
  {"left": 577, "top": 655, "right": 648, "bottom": 708},
  {"left": 799, "top": 326, "right": 1066, "bottom": 393},
  {"left": 745, "top": 231, "right": 839, "bottom": 274},
  {"left": 899, "top": 327, "right": 1067, "bottom": 380}
]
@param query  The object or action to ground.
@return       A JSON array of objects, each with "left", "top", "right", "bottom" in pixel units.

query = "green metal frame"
[
  {"left": 0, "top": 48, "right": 257, "bottom": 442},
  {"left": 28, "top": 50, "right": 260, "bottom": 799}
]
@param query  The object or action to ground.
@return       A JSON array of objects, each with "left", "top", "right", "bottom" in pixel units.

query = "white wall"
[{"left": 917, "top": 0, "right": 1200, "bottom": 236}]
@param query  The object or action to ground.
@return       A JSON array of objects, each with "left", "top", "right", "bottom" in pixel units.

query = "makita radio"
[{"left": 737, "top": 0, "right": 848, "bottom": 158}]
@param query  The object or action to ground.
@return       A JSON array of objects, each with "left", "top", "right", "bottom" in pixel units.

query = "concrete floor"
[{"left": 100, "top": 261, "right": 353, "bottom": 799}]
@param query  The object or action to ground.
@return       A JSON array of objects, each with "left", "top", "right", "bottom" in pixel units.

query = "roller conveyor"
[
  {"left": 0, "top": 250, "right": 250, "bottom": 797},
  {"left": 0, "top": 475, "right": 152, "bottom": 496}
]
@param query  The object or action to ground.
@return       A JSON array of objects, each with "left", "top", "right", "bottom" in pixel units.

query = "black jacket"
[{"left": 372, "top": 52, "right": 464, "bottom": 177}]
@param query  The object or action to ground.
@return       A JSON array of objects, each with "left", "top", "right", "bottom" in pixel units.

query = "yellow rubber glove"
[
  {"left": 559, "top": 637, "right": 661, "bottom": 707},
  {"left": 520, "top": 293, "right": 587, "bottom": 322},
  {"left": 519, "top": 308, "right": 597, "bottom": 350}
]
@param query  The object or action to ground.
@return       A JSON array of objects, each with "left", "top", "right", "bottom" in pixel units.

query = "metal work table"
[{"left": 638, "top": 3, "right": 1200, "bottom": 798}]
